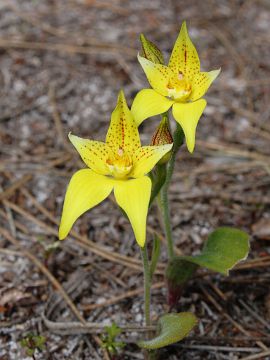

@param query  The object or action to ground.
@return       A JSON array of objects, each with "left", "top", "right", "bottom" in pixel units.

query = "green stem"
[
  {"left": 159, "top": 123, "right": 184, "bottom": 260},
  {"left": 140, "top": 246, "right": 151, "bottom": 327},
  {"left": 159, "top": 185, "right": 174, "bottom": 259}
]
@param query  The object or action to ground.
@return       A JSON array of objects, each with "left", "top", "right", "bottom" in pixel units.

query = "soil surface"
[{"left": 0, "top": 1, "right": 270, "bottom": 359}]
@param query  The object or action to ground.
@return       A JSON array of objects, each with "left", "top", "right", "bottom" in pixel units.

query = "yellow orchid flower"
[
  {"left": 59, "top": 91, "right": 172, "bottom": 247},
  {"left": 131, "top": 21, "right": 221, "bottom": 153}
]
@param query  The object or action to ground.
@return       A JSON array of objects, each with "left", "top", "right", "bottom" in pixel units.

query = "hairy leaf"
[
  {"left": 182, "top": 227, "right": 249, "bottom": 275},
  {"left": 138, "top": 312, "right": 197, "bottom": 349}
]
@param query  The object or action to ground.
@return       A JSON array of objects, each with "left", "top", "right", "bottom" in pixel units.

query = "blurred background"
[{"left": 0, "top": 1, "right": 270, "bottom": 359}]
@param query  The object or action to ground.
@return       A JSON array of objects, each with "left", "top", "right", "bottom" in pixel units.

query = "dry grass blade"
[
  {"left": 42, "top": 316, "right": 156, "bottom": 335},
  {"left": 239, "top": 350, "right": 270, "bottom": 360},
  {"left": 49, "top": 86, "right": 72, "bottom": 153},
  {"left": 81, "top": 282, "right": 164, "bottom": 311},
  {"left": 200, "top": 285, "right": 269, "bottom": 351},
  {"left": 196, "top": 140, "right": 270, "bottom": 164},
  {"left": 0, "top": 38, "right": 135, "bottom": 57},
  {"left": 0, "top": 226, "right": 86, "bottom": 324},
  {"left": 0, "top": 174, "right": 32, "bottom": 201},
  {"left": 4, "top": 200, "right": 146, "bottom": 272},
  {"left": 12, "top": 186, "right": 164, "bottom": 272}
]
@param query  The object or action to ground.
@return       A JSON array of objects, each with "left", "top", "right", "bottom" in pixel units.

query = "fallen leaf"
[
  {"left": 0, "top": 288, "right": 32, "bottom": 306},
  {"left": 252, "top": 219, "right": 270, "bottom": 240}
]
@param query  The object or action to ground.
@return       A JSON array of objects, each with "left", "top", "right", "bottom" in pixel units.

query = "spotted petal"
[
  {"left": 172, "top": 99, "right": 206, "bottom": 153},
  {"left": 114, "top": 176, "right": 151, "bottom": 247},
  {"left": 140, "top": 34, "right": 164, "bottom": 64},
  {"left": 131, "top": 89, "right": 174, "bottom": 126},
  {"left": 189, "top": 69, "right": 221, "bottom": 101},
  {"left": 59, "top": 169, "right": 113, "bottom": 240},
  {"left": 106, "top": 90, "right": 141, "bottom": 154},
  {"left": 130, "top": 144, "right": 173, "bottom": 178},
  {"left": 168, "top": 21, "right": 200, "bottom": 80},
  {"left": 69, "top": 134, "right": 112, "bottom": 175},
  {"left": 138, "top": 55, "right": 173, "bottom": 96}
]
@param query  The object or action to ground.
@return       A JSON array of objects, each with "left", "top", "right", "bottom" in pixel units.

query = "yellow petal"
[
  {"left": 106, "top": 90, "right": 141, "bottom": 153},
  {"left": 131, "top": 89, "right": 174, "bottom": 126},
  {"left": 69, "top": 133, "right": 112, "bottom": 175},
  {"left": 130, "top": 144, "right": 173, "bottom": 178},
  {"left": 114, "top": 176, "right": 151, "bottom": 247},
  {"left": 59, "top": 169, "right": 113, "bottom": 240},
  {"left": 168, "top": 21, "right": 200, "bottom": 80},
  {"left": 138, "top": 54, "right": 173, "bottom": 96},
  {"left": 189, "top": 69, "right": 221, "bottom": 101},
  {"left": 172, "top": 99, "right": 207, "bottom": 153}
]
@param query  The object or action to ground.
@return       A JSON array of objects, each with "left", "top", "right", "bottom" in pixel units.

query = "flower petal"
[
  {"left": 106, "top": 90, "right": 141, "bottom": 153},
  {"left": 168, "top": 21, "right": 200, "bottom": 80},
  {"left": 69, "top": 134, "right": 112, "bottom": 175},
  {"left": 138, "top": 55, "right": 173, "bottom": 96},
  {"left": 130, "top": 144, "right": 173, "bottom": 178},
  {"left": 131, "top": 89, "right": 174, "bottom": 126},
  {"left": 172, "top": 99, "right": 207, "bottom": 153},
  {"left": 189, "top": 69, "right": 221, "bottom": 101},
  {"left": 114, "top": 176, "right": 151, "bottom": 247},
  {"left": 59, "top": 169, "right": 113, "bottom": 240}
]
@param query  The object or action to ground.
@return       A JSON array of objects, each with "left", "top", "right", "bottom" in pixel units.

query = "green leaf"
[
  {"left": 150, "top": 235, "right": 161, "bottom": 278},
  {"left": 105, "top": 322, "right": 122, "bottom": 339},
  {"left": 138, "top": 312, "right": 197, "bottom": 350},
  {"left": 26, "top": 349, "right": 35, "bottom": 356},
  {"left": 182, "top": 227, "right": 249, "bottom": 275},
  {"left": 102, "top": 323, "right": 125, "bottom": 355},
  {"left": 20, "top": 333, "right": 46, "bottom": 356},
  {"left": 149, "top": 164, "right": 167, "bottom": 207},
  {"left": 140, "top": 34, "right": 164, "bottom": 64}
]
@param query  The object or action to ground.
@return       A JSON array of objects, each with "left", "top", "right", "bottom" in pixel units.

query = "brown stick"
[{"left": 0, "top": 227, "right": 86, "bottom": 325}]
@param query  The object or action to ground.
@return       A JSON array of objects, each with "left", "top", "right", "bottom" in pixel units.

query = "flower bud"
[
  {"left": 165, "top": 257, "right": 198, "bottom": 308},
  {"left": 151, "top": 115, "right": 173, "bottom": 164},
  {"left": 140, "top": 34, "right": 164, "bottom": 64}
]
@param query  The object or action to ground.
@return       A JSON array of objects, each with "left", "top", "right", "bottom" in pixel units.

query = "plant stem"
[
  {"left": 140, "top": 246, "right": 151, "bottom": 327},
  {"left": 159, "top": 123, "right": 184, "bottom": 260},
  {"left": 159, "top": 187, "right": 174, "bottom": 260}
]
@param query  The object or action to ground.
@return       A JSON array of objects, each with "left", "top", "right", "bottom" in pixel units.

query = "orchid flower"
[
  {"left": 59, "top": 91, "right": 172, "bottom": 247},
  {"left": 131, "top": 22, "right": 221, "bottom": 153}
]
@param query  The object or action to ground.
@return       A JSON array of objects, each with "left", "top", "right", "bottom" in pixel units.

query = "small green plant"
[
  {"left": 20, "top": 333, "right": 46, "bottom": 359},
  {"left": 101, "top": 323, "right": 125, "bottom": 357}
]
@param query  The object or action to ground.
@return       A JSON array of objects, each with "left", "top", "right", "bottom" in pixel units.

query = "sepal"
[{"left": 140, "top": 34, "right": 164, "bottom": 64}]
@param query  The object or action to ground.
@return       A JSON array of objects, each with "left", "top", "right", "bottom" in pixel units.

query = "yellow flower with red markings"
[
  {"left": 59, "top": 91, "right": 172, "bottom": 247},
  {"left": 131, "top": 22, "right": 221, "bottom": 153}
]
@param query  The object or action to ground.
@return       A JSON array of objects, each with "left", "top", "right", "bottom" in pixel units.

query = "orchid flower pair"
[{"left": 59, "top": 22, "right": 220, "bottom": 247}]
